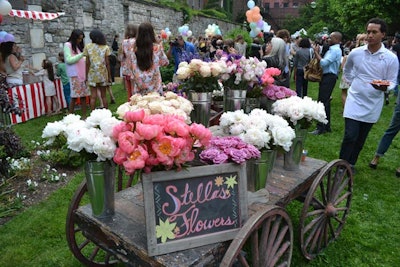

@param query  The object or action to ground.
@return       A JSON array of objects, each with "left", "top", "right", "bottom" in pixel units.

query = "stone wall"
[{"left": 0, "top": 0, "right": 241, "bottom": 69}]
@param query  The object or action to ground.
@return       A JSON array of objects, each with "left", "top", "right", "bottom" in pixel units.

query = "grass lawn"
[{"left": 1, "top": 80, "right": 400, "bottom": 266}]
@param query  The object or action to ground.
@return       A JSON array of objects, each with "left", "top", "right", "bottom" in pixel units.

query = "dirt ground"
[{"left": 0, "top": 154, "right": 79, "bottom": 225}]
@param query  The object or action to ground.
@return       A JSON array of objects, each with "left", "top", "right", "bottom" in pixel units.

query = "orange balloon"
[{"left": 253, "top": 6, "right": 260, "bottom": 13}]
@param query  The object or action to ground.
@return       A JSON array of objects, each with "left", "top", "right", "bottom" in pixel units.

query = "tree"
[{"left": 283, "top": 0, "right": 400, "bottom": 41}]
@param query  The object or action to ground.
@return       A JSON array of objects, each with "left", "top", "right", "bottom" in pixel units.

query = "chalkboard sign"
[{"left": 142, "top": 162, "right": 248, "bottom": 256}]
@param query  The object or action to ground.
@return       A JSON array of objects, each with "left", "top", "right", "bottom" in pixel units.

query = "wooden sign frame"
[{"left": 142, "top": 162, "right": 248, "bottom": 256}]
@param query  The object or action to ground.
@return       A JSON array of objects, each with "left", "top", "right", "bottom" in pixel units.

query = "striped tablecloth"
[{"left": 7, "top": 79, "right": 67, "bottom": 124}]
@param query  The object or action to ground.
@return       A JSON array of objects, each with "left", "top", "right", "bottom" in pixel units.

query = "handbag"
[{"left": 304, "top": 49, "right": 323, "bottom": 82}]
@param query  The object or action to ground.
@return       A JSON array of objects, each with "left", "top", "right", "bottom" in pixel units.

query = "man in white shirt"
[{"left": 339, "top": 18, "right": 399, "bottom": 173}]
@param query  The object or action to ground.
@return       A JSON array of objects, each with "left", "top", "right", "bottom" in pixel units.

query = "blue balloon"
[
  {"left": 247, "top": 0, "right": 255, "bottom": 9},
  {"left": 0, "top": 31, "right": 7, "bottom": 38},
  {"left": 249, "top": 30, "right": 256, "bottom": 38}
]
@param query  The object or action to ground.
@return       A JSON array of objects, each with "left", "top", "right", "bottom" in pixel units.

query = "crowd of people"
[{"left": 0, "top": 18, "right": 400, "bottom": 176}]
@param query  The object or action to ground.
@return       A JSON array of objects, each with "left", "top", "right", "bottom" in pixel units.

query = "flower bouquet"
[
  {"left": 261, "top": 67, "right": 297, "bottom": 101},
  {"left": 271, "top": 96, "right": 327, "bottom": 130},
  {"left": 113, "top": 109, "right": 212, "bottom": 174},
  {"left": 216, "top": 109, "right": 296, "bottom": 152},
  {"left": 199, "top": 136, "right": 261, "bottom": 164},
  {"left": 116, "top": 92, "right": 193, "bottom": 123},
  {"left": 220, "top": 55, "right": 267, "bottom": 90},
  {"left": 41, "top": 109, "right": 121, "bottom": 166},
  {"left": 176, "top": 59, "right": 227, "bottom": 93}
]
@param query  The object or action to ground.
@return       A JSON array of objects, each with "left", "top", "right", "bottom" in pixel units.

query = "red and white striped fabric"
[
  {"left": 8, "top": 9, "right": 65, "bottom": 21},
  {"left": 7, "top": 79, "right": 67, "bottom": 124}
]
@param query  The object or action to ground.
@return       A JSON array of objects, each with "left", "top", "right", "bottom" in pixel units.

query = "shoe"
[
  {"left": 369, "top": 156, "right": 379, "bottom": 169},
  {"left": 309, "top": 129, "right": 326, "bottom": 135},
  {"left": 110, "top": 99, "right": 116, "bottom": 104},
  {"left": 396, "top": 168, "right": 400, "bottom": 177}
]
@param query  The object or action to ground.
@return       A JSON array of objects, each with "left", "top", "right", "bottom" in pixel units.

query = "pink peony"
[
  {"left": 123, "top": 145, "right": 149, "bottom": 174},
  {"left": 112, "top": 121, "right": 133, "bottom": 140},
  {"left": 124, "top": 109, "right": 145, "bottom": 123},
  {"left": 117, "top": 131, "right": 138, "bottom": 154},
  {"left": 189, "top": 123, "right": 212, "bottom": 146},
  {"left": 134, "top": 122, "right": 162, "bottom": 141}
]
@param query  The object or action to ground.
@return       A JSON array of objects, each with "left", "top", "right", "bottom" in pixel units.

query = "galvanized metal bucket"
[
  {"left": 85, "top": 160, "right": 115, "bottom": 218},
  {"left": 188, "top": 91, "right": 212, "bottom": 127}
]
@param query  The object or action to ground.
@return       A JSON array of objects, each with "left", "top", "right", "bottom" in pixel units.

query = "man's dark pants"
[
  {"left": 317, "top": 73, "right": 337, "bottom": 132},
  {"left": 339, "top": 118, "right": 374, "bottom": 166}
]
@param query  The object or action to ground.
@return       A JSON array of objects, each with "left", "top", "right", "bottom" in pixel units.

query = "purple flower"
[
  {"left": 224, "top": 148, "right": 248, "bottom": 164},
  {"left": 200, "top": 136, "right": 260, "bottom": 165}
]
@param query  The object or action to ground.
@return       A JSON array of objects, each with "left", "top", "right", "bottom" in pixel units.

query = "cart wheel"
[
  {"left": 66, "top": 168, "right": 139, "bottom": 266},
  {"left": 299, "top": 159, "right": 353, "bottom": 260},
  {"left": 221, "top": 205, "right": 293, "bottom": 267}
]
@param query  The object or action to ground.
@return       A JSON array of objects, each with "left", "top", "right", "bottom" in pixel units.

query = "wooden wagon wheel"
[
  {"left": 66, "top": 168, "right": 138, "bottom": 266},
  {"left": 220, "top": 205, "right": 293, "bottom": 267},
  {"left": 299, "top": 159, "right": 353, "bottom": 260}
]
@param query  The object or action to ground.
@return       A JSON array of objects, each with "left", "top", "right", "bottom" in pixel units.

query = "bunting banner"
[{"left": 8, "top": 9, "right": 65, "bottom": 21}]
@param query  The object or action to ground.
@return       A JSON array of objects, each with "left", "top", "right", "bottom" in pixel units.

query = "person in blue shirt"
[
  {"left": 167, "top": 35, "right": 196, "bottom": 80},
  {"left": 310, "top": 31, "right": 342, "bottom": 135}
]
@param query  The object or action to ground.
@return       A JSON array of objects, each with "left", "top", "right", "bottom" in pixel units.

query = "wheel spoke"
[
  {"left": 269, "top": 240, "right": 291, "bottom": 267},
  {"left": 319, "top": 179, "right": 328, "bottom": 205},
  {"left": 259, "top": 218, "right": 272, "bottom": 265},
  {"left": 306, "top": 208, "right": 325, "bottom": 218},
  {"left": 238, "top": 252, "right": 250, "bottom": 267},
  {"left": 268, "top": 224, "right": 290, "bottom": 266},
  {"left": 89, "top": 246, "right": 100, "bottom": 261},
  {"left": 331, "top": 177, "right": 349, "bottom": 202},
  {"left": 251, "top": 229, "right": 260, "bottom": 266},
  {"left": 78, "top": 238, "right": 91, "bottom": 250},
  {"left": 304, "top": 214, "right": 324, "bottom": 251},
  {"left": 304, "top": 213, "right": 324, "bottom": 234}
]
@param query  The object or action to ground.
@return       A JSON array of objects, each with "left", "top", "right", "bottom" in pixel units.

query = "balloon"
[
  {"left": 249, "top": 30, "right": 257, "bottom": 38},
  {"left": 160, "top": 30, "right": 167, "bottom": 39},
  {"left": 257, "top": 19, "right": 264, "bottom": 28},
  {"left": 253, "top": 6, "right": 260, "bottom": 13},
  {"left": 263, "top": 22, "right": 271, "bottom": 33},
  {"left": 3, "top": 33, "right": 14, "bottom": 42},
  {"left": 257, "top": 32, "right": 263, "bottom": 38},
  {"left": 246, "top": 10, "right": 252, "bottom": 21},
  {"left": 0, "top": 0, "right": 12, "bottom": 16},
  {"left": 0, "top": 31, "right": 7, "bottom": 38},
  {"left": 247, "top": 0, "right": 255, "bottom": 9},
  {"left": 249, "top": 22, "right": 257, "bottom": 29},
  {"left": 187, "top": 30, "right": 192, "bottom": 37}
]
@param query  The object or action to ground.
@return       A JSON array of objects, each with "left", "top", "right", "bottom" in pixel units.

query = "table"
[
  {"left": 7, "top": 79, "right": 67, "bottom": 124},
  {"left": 73, "top": 157, "right": 328, "bottom": 266}
]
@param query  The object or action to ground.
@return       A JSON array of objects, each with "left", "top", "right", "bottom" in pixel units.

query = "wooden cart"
[{"left": 66, "top": 157, "right": 353, "bottom": 266}]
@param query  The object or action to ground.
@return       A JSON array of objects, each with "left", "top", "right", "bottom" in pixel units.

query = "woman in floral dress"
[
  {"left": 83, "top": 29, "right": 112, "bottom": 110},
  {"left": 64, "top": 29, "right": 90, "bottom": 119},
  {"left": 130, "top": 22, "right": 169, "bottom": 94},
  {"left": 119, "top": 23, "right": 138, "bottom": 100}
]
